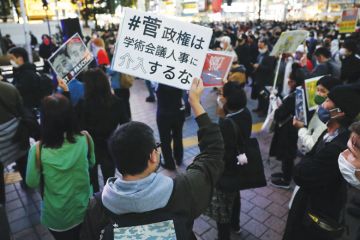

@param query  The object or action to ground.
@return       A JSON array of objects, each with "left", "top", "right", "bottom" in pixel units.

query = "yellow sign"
[
  {"left": 25, "top": 0, "right": 55, "bottom": 19},
  {"left": 339, "top": 8, "right": 359, "bottom": 33}
]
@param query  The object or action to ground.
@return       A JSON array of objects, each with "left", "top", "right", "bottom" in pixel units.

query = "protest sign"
[
  {"left": 112, "top": 7, "right": 212, "bottom": 90},
  {"left": 304, "top": 76, "right": 323, "bottom": 111},
  {"left": 201, "top": 51, "right": 234, "bottom": 87},
  {"left": 48, "top": 33, "right": 93, "bottom": 82},
  {"left": 295, "top": 86, "right": 307, "bottom": 126},
  {"left": 339, "top": 8, "right": 359, "bottom": 33},
  {"left": 270, "top": 30, "right": 308, "bottom": 57}
]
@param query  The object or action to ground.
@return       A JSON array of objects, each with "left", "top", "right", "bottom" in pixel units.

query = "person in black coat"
[
  {"left": 283, "top": 85, "right": 360, "bottom": 240},
  {"left": 251, "top": 38, "right": 276, "bottom": 116},
  {"left": 340, "top": 39, "right": 360, "bottom": 84},
  {"left": 205, "top": 81, "right": 252, "bottom": 240},
  {"left": 76, "top": 68, "right": 129, "bottom": 192},
  {"left": 234, "top": 34, "right": 251, "bottom": 78},
  {"left": 156, "top": 84, "right": 185, "bottom": 170},
  {"left": 270, "top": 63, "right": 303, "bottom": 188},
  {"left": 39, "top": 35, "right": 57, "bottom": 73}
]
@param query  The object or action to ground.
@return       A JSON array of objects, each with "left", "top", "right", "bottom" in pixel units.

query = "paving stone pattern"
[{"left": 4, "top": 80, "right": 293, "bottom": 240}]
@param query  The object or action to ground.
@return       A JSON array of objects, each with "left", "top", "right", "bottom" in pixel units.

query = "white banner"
[
  {"left": 270, "top": 30, "right": 308, "bottom": 57},
  {"left": 112, "top": 8, "right": 213, "bottom": 90}
]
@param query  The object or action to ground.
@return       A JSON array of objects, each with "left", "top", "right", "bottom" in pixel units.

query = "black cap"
[{"left": 328, "top": 85, "right": 360, "bottom": 121}]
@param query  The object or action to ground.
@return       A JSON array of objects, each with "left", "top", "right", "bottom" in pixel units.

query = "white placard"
[
  {"left": 270, "top": 30, "right": 308, "bottom": 57},
  {"left": 112, "top": 8, "right": 213, "bottom": 90}
]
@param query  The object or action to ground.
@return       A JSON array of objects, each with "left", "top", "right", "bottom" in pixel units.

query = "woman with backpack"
[
  {"left": 26, "top": 79, "right": 95, "bottom": 240},
  {"left": 76, "top": 68, "right": 130, "bottom": 192},
  {"left": 205, "top": 81, "right": 253, "bottom": 240}
]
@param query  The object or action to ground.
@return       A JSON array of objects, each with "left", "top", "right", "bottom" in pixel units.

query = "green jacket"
[{"left": 26, "top": 134, "right": 96, "bottom": 230}]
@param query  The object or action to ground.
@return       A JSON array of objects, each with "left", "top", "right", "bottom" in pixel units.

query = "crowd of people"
[{"left": 0, "top": 19, "right": 360, "bottom": 240}]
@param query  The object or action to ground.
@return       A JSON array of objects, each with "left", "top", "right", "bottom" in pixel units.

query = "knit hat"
[
  {"left": 317, "top": 76, "right": 342, "bottom": 91},
  {"left": 328, "top": 84, "right": 360, "bottom": 121}
]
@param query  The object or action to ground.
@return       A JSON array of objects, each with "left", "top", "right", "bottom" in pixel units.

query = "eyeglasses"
[{"left": 154, "top": 142, "right": 162, "bottom": 151}]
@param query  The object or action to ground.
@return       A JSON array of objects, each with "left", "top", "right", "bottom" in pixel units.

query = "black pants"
[
  {"left": 90, "top": 144, "right": 115, "bottom": 192},
  {"left": 282, "top": 157, "right": 294, "bottom": 182},
  {"left": 114, "top": 88, "right": 131, "bottom": 119},
  {"left": 217, "top": 191, "right": 241, "bottom": 240},
  {"left": 156, "top": 113, "right": 185, "bottom": 167},
  {"left": 49, "top": 224, "right": 81, "bottom": 240}
]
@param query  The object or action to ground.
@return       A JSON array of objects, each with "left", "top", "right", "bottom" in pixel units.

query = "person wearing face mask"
[
  {"left": 219, "top": 36, "right": 238, "bottom": 63},
  {"left": 39, "top": 35, "right": 57, "bottom": 74},
  {"left": 80, "top": 79, "right": 225, "bottom": 240},
  {"left": 299, "top": 47, "right": 341, "bottom": 80},
  {"left": 283, "top": 85, "right": 360, "bottom": 240},
  {"left": 205, "top": 81, "right": 252, "bottom": 240},
  {"left": 293, "top": 76, "right": 341, "bottom": 154},
  {"left": 269, "top": 63, "right": 304, "bottom": 189},
  {"left": 251, "top": 38, "right": 276, "bottom": 117},
  {"left": 340, "top": 39, "right": 360, "bottom": 84},
  {"left": 339, "top": 121, "right": 360, "bottom": 240}
]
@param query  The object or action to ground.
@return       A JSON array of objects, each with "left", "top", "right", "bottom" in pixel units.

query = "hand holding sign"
[{"left": 189, "top": 78, "right": 205, "bottom": 117}]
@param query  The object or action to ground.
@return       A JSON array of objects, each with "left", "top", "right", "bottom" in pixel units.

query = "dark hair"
[
  {"left": 223, "top": 81, "right": 247, "bottom": 111},
  {"left": 40, "top": 94, "right": 80, "bottom": 148},
  {"left": 343, "top": 39, "right": 357, "bottom": 54},
  {"left": 314, "top": 47, "right": 331, "bottom": 59},
  {"left": 349, "top": 121, "right": 360, "bottom": 135},
  {"left": 289, "top": 63, "right": 304, "bottom": 86},
  {"left": 42, "top": 34, "right": 50, "bottom": 40},
  {"left": 316, "top": 76, "right": 341, "bottom": 91},
  {"left": 83, "top": 68, "right": 112, "bottom": 106},
  {"left": 108, "top": 122, "right": 156, "bottom": 175},
  {"left": 8, "top": 47, "right": 29, "bottom": 63}
]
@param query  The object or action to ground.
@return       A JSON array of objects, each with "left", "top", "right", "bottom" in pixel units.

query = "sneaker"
[
  {"left": 270, "top": 178, "right": 290, "bottom": 189},
  {"left": 271, "top": 172, "right": 284, "bottom": 179},
  {"left": 231, "top": 226, "right": 242, "bottom": 235},
  {"left": 146, "top": 96, "right": 156, "bottom": 102}
]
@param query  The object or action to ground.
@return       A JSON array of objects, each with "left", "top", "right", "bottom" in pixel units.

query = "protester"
[
  {"left": 39, "top": 34, "right": 57, "bottom": 73},
  {"left": 26, "top": 81, "right": 96, "bottom": 240},
  {"left": 91, "top": 38, "right": 110, "bottom": 69},
  {"left": 283, "top": 85, "right": 360, "bottom": 240},
  {"left": 294, "top": 76, "right": 341, "bottom": 154},
  {"left": 76, "top": 68, "right": 129, "bottom": 192},
  {"left": 300, "top": 47, "right": 341, "bottom": 79},
  {"left": 340, "top": 39, "right": 360, "bottom": 84},
  {"left": 340, "top": 121, "right": 360, "bottom": 240},
  {"left": 270, "top": 63, "right": 303, "bottom": 188},
  {"left": 80, "top": 78, "right": 225, "bottom": 239},
  {"left": 205, "top": 81, "right": 252, "bottom": 239},
  {"left": 251, "top": 38, "right": 276, "bottom": 117},
  {"left": 156, "top": 84, "right": 185, "bottom": 170},
  {"left": 0, "top": 81, "right": 27, "bottom": 204},
  {"left": 234, "top": 34, "right": 251, "bottom": 78}
]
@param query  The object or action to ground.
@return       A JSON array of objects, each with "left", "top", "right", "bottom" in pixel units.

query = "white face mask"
[
  {"left": 258, "top": 48, "right": 267, "bottom": 54},
  {"left": 10, "top": 60, "right": 19, "bottom": 68},
  {"left": 339, "top": 48, "right": 349, "bottom": 57},
  {"left": 338, "top": 153, "right": 360, "bottom": 189},
  {"left": 220, "top": 42, "right": 224, "bottom": 49}
]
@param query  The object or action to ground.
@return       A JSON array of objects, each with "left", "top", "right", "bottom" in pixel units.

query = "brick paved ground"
[{"left": 3, "top": 80, "right": 294, "bottom": 240}]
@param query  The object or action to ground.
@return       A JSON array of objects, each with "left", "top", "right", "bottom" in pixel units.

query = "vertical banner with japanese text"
[
  {"left": 112, "top": 8, "right": 213, "bottom": 90},
  {"left": 295, "top": 86, "right": 308, "bottom": 126}
]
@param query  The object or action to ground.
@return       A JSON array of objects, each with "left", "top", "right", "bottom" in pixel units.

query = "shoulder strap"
[
  {"left": 81, "top": 130, "right": 91, "bottom": 160},
  {"left": 35, "top": 141, "right": 45, "bottom": 197},
  {"left": 35, "top": 141, "right": 42, "bottom": 171}
]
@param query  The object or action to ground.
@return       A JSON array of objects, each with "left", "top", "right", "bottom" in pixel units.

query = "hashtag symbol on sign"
[{"left": 128, "top": 15, "right": 141, "bottom": 31}]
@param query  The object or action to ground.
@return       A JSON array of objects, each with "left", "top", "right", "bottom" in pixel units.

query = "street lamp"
[{"left": 42, "top": 0, "right": 52, "bottom": 36}]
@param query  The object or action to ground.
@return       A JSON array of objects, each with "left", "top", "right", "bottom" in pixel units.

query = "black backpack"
[{"left": 93, "top": 192, "right": 190, "bottom": 240}]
